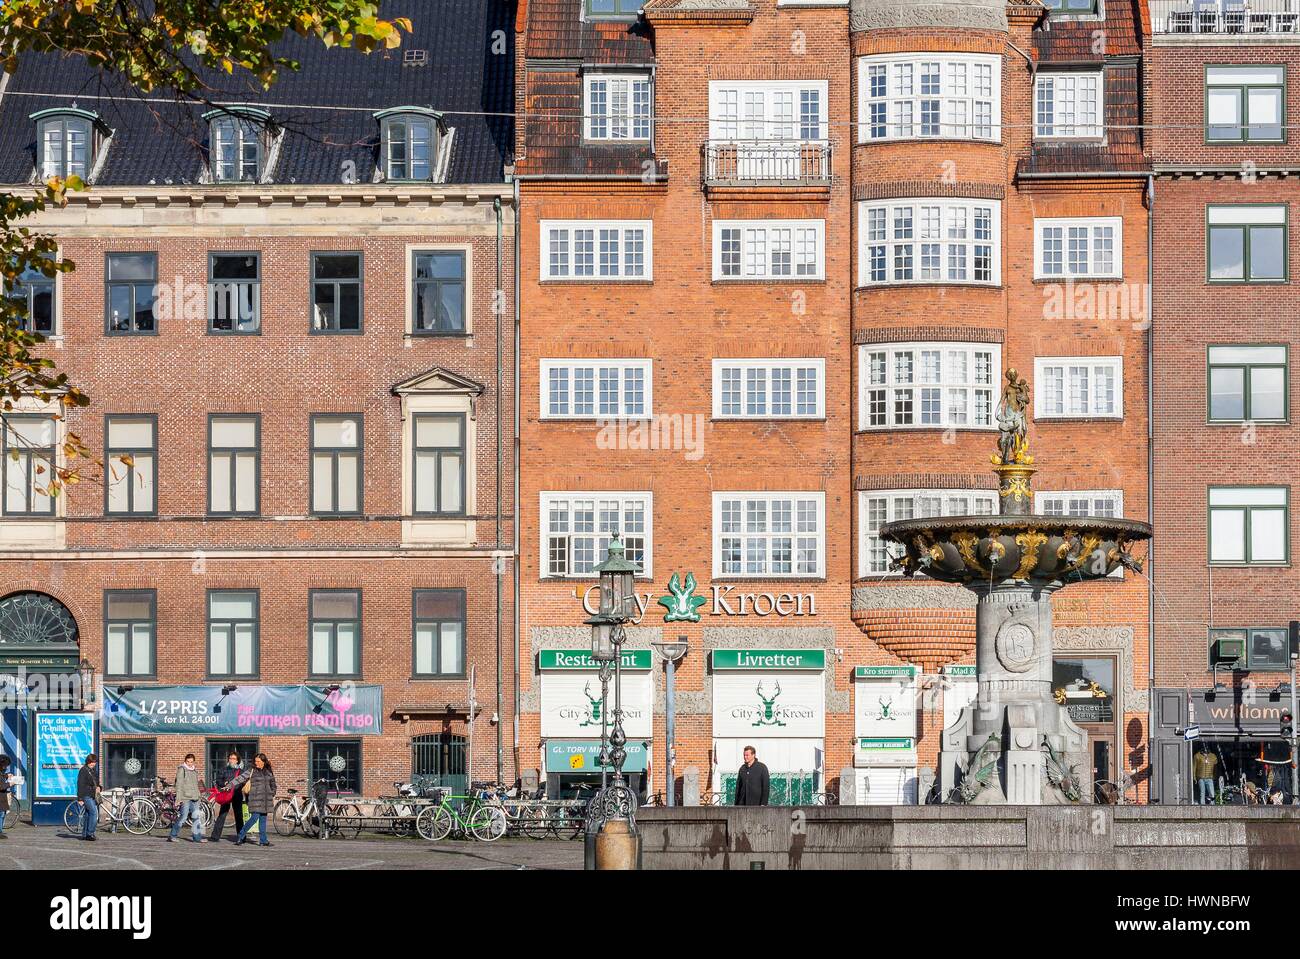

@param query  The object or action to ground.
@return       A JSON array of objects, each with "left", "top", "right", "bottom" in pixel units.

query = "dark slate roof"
[{"left": 0, "top": 0, "right": 514, "bottom": 186}]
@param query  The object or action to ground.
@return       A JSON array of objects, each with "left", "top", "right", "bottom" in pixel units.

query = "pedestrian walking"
[
  {"left": 230, "top": 753, "right": 276, "bottom": 847},
  {"left": 75, "top": 754, "right": 100, "bottom": 841},
  {"left": 209, "top": 750, "right": 246, "bottom": 843},
  {"left": 0, "top": 755, "right": 12, "bottom": 837},
  {"left": 733, "top": 745, "right": 770, "bottom": 807},
  {"left": 168, "top": 753, "right": 207, "bottom": 843}
]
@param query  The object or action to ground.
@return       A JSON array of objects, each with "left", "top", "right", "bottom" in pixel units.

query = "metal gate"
[{"left": 412, "top": 733, "right": 467, "bottom": 794}]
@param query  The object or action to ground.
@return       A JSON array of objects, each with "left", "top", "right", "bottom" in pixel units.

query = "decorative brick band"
[
  {"left": 854, "top": 472, "right": 1000, "bottom": 490},
  {"left": 853, "top": 181, "right": 1006, "bottom": 202},
  {"left": 854, "top": 326, "right": 1005, "bottom": 345}
]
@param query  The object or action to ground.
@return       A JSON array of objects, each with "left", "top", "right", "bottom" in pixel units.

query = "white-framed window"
[
  {"left": 541, "top": 220, "right": 652, "bottom": 281},
  {"left": 713, "top": 492, "right": 825, "bottom": 579},
  {"left": 1035, "top": 71, "right": 1103, "bottom": 138},
  {"left": 1209, "top": 486, "right": 1289, "bottom": 565},
  {"left": 858, "top": 489, "right": 997, "bottom": 577},
  {"left": 35, "top": 112, "right": 95, "bottom": 180},
  {"left": 209, "top": 114, "right": 264, "bottom": 183},
  {"left": 713, "top": 220, "right": 825, "bottom": 281},
  {"left": 1036, "top": 489, "right": 1122, "bottom": 517},
  {"left": 857, "top": 54, "right": 1001, "bottom": 142},
  {"left": 1036, "top": 489, "right": 1125, "bottom": 578},
  {"left": 1033, "top": 356, "right": 1123, "bottom": 419},
  {"left": 709, "top": 80, "right": 828, "bottom": 142},
  {"left": 541, "top": 359, "right": 653, "bottom": 419},
  {"left": 858, "top": 343, "right": 999, "bottom": 430},
  {"left": 1206, "top": 66, "right": 1284, "bottom": 144},
  {"left": 380, "top": 113, "right": 440, "bottom": 181},
  {"left": 541, "top": 492, "right": 653, "bottom": 578},
  {"left": 585, "top": 73, "right": 653, "bottom": 141},
  {"left": 712, "top": 359, "right": 825, "bottom": 419},
  {"left": 858, "top": 199, "right": 1000, "bottom": 287},
  {"left": 1034, "top": 217, "right": 1122, "bottom": 279}
]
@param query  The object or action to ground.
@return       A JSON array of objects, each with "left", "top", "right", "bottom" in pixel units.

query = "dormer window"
[
  {"left": 587, "top": 0, "right": 640, "bottom": 18},
  {"left": 31, "top": 108, "right": 106, "bottom": 181},
  {"left": 204, "top": 108, "right": 272, "bottom": 183},
  {"left": 375, "top": 108, "right": 446, "bottom": 182}
]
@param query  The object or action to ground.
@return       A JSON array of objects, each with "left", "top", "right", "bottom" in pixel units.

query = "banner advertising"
[
  {"left": 712, "top": 672, "right": 824, "bottom": 738},
  {"left": 854, "top": 665, "right": 918, "bottom": 739},
  {"left": 544, "top": 739, "right": 649, "bottom": 773},
  {"left": 100, "top": 685, "right": 384, "bottom": 736},
  {"left": 540, "top": 672, "right": 653, "bottom": 739},
  {"left": 33, "top": 711, "right": 95, "bottom": 799}
]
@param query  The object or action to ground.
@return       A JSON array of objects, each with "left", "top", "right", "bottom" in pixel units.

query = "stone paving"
[{"left": 0, "top": 819, "right": 583, "bottom": 870}]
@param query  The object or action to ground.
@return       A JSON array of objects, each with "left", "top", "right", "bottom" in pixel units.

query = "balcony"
[
  {"left": 1152, "top": 0, "right": 1300, "bottom": 35},
  {"left": 702, "top": 140, "right": 832, "bottom": 192}
]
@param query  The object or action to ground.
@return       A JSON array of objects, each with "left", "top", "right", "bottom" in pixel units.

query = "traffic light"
[{"left": 1282, "top": 708, "right": 1294, "bottom": 740}]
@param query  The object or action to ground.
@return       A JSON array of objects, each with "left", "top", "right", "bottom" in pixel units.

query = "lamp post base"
[{"left": 594, "top": 818, "right": 641, "bottom": 870}]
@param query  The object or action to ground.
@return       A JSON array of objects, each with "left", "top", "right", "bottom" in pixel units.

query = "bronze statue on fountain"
[{"left": 880, "top": 369, "right": 1151, "bottom": 804}]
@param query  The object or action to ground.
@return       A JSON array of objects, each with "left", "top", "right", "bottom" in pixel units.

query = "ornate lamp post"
[{"left": 583, "top": 533, "right": 641, "bottom": 869}]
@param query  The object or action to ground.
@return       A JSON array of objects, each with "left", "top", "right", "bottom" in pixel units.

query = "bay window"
[
  {"left": 858, "top": 54, "right": 1000, "bottom": 142},
  {"left": 859, "top": 343, "right": 998, "bottom": 429},
  {"left": 859, "top": 199, "right": 999, "bottom": 286},
  {"left": 858, "top": 489, "right": 997, "bottom": 577}
]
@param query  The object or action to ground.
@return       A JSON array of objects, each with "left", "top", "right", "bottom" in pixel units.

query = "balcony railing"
[
  {"left": 1152, "top": 0, "right": 1300, "bottom": 34},
  {"left": 703, "top": 140, "right": 832, "bottom": 188}
]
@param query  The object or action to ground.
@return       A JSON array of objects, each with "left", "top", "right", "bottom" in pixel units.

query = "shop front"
[
  {"left": 853, "top": 665, "right": 919, "bottom": 805},
  {"left": 538, "top": 649, "right": 653, "bottom": 800},
  {"left": 1052, "top": 655, "right": 1119, "bottom": 798},
  {"left": 1151, "top": 686, "right": 1294, "bottom": 804},
  {"left": 711, "top": 648, "right": 825, "bottom": 804}
]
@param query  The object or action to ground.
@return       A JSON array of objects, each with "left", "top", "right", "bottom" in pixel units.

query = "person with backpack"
[{"left": 209, "top": 749, "right": 246, "bottom": 843}]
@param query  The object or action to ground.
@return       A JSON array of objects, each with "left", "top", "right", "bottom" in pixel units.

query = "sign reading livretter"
[{"left": 711, "top": 649, "right": 826, "bottom": 671}]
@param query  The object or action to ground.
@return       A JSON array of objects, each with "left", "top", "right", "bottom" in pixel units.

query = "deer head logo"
[
  {"left": 658, "top": 572, "right": 707, "bottom": 624},
  {"left": 578, "top": 681, "right": 603, "bottom": 727},
  {"left": 752, "top": 680, "right": 785, "bottom": 727}
]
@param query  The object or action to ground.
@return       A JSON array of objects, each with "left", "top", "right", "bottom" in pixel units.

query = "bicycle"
[
  {"left": 272, "top": 778, "right": 361, "bottom": 839},
  {"left": 414, "top": 785, "right": 508, "bottom": 842},
  {"left": 1094, "top": 770, "right": 1138, "bottom": 805},
  {"left": 140, "top": 777, "right": 216, "bottom": 833},
  {"left": 64, "top": 789, "right": 157, "bottom": 836}
]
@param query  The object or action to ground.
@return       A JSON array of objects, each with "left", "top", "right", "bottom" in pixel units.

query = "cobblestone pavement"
[{"left": 0, "top": 819, "right": 583, "bottom": 870}]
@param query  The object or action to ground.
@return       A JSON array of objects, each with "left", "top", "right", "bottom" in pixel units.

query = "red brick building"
[
  {"left": 0, "top": 1, "right": 519, "bottom": 804},
  {"left": 848, "top": 0, "right": 1152, "bottom": 802},
  {"left": 515, "top": 0, "right": 856, "bottom": 802},
  {"left": 1149, "top": 0, "right": 1300, "bottom": 803}
]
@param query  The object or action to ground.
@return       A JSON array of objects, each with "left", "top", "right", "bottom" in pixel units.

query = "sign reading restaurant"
[{"left": 537, "top": 649, "right": 652, "bottom": 671}]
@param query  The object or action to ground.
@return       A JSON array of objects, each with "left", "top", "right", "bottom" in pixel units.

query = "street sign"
[{"left": 1183, "top": 724, "right": 1200, "bottom": 741}]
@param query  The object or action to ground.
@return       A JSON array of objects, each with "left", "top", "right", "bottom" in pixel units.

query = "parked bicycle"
[
  {"left": 138, "top": 777, "right": 216, "bottom": 833},
  {"left": 273, "top": 777, "right": 361, "bottom": 838},
  {"left": 64, "top": 788, "right": 156, "bottom": 835},
  {"left": 415, "top": 784, "right": 508, "bottom": 842},
  {"left": 1094, "top": 771, "right": 1138, "bottom": 805}
]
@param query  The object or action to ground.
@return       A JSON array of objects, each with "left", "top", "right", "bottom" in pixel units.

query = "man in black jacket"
[
  {"left": 734, "top": 746, "right": 770, "bottom": 806},
  {"left": 75, "top": 754, "right": 100, "bottom": 841},
  {"left": 210, "top": 750, "right": 246, "bottom": 843}
]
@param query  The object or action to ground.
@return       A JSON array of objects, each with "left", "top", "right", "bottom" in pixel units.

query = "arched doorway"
[{"left": 0, "top": 591, "right": 82, "bottom": 805}]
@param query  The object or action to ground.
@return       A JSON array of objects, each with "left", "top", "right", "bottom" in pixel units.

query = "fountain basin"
[{"left": 880, "top": 515, "right": 1152, "bottom": 587}]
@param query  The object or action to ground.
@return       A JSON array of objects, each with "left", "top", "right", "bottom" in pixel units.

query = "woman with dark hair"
[
  {"left": 0, "top": 755, "right": 12, "bottom": 837},
  {"left": 229, "top": 753, "right": 276, "bottom": 847},
  {"left": 210, "top": 749, "right": 246, "bottom": 843}
]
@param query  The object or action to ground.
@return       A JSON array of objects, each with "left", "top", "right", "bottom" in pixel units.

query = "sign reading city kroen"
[{"left": 581, "top": 571, "right": 817, "bottom": 624}]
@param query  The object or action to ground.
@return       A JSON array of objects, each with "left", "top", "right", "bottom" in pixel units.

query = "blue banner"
[
  {"left": 100, "top": 685, "right": 384, "bottom": 737},
  {"left": 34, "top": 712, "right": 95, "bottom": 799}
]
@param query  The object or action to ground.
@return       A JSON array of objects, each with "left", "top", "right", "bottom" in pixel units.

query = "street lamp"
[
  {"left": 651, "top": 635, "right": 688, "bottom": 807},
  {"left": 584, "top": 533, "right": 641, "bottom": 870}
]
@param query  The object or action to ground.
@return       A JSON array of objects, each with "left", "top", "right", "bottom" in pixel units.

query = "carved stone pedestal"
[{"left": 939, "top": 583, "right": 1090, "bottom": 804}]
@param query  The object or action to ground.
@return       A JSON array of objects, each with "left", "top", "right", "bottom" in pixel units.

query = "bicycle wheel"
[
  {"left": 416, "top": 805, "right": 452, "bottom": 841},
  {"left": 272, "top": 799, "right": 299, "bottom": 837},
  {"left": 470, "top": 805, "right": 507, "bottom": 842},
  {"left": 328, "top": 809, "right": 362, "bottom": 840},
  {"left": 522, "top": 805, "right": 551, "bottom": 840},
  {"left": 555, "top": 804, "right": 585, "bottom": 840},
  {"left": 63, "top": 800, "right": 84, "bottom": 833},
  {"left": 124, "top": 799, "right": 157, "bottom": 835}
]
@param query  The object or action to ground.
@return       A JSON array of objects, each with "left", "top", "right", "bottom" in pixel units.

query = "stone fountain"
[{"left": 880, "top": 369, "right": 1151, "bottom": 804}]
